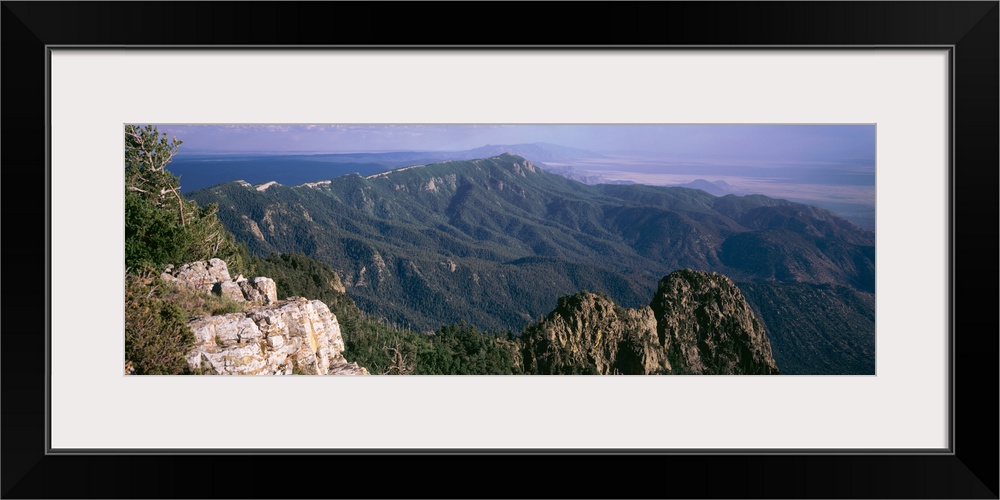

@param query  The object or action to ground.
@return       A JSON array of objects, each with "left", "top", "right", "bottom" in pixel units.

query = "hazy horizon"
[
  {"left": 153, "top": 124, "right": 876, "bottom": 228},
  {"left": 158, "top": 123, "right": 874, "bottom": 157}
]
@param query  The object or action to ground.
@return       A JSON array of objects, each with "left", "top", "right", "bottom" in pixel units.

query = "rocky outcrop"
[
  {"left": 162, "top": 258, "right": 277, "bottom": 305},
  {"left": 651, "top": 270, "right": 778, "bottom": 374},
  {"left": 521, "top": 292, "right": 666, "bottom": 375},
  {"left": 185, "top": 297, "right": 368, "bottom": 375},
  {"left": 522, "top": 269, "right": 779, "bottom": 375},
  {"left": 162, "top": 258, "right": 232, "bottom": 289},
  {"left": 158, "top": 258, "right": 367, "bottom": 375}
]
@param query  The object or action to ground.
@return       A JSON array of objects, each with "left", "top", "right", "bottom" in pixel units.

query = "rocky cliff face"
[
  {"left": 186, "top": 297, "right": 367, "bottom": 375},
  {"left": 521, "top": 293, "right": 665, "bottom": 375},
  {"left": 650, "top": 269, "right": 779, "bottom": 375},
  {"left": 522, "top": 269, "right": 779, "bottom": 375},
  {"left": 166, "top": 259, "right": 367, "bottom": 375}
]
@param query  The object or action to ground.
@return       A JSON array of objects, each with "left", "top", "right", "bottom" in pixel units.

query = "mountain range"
[
  {"left": 170, "top": 142, "right": 601, "bottom": 192},
  {"left": 188, "top": 153, "right": 876, "bottom": 374}
]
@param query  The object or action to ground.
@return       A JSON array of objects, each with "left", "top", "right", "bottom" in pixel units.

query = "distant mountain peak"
[
  {"left": 254, "top": 181, "right": 281, "bottom": 191},
  {"left": 668, "top": 179, "right": 732, "bottom": 196},
  {"left": 462, "top": 143, "right": 600, "bottom": 163},
  {"left": 489, "top": 153, "right": 538, "bottom": 173},
  {"left": 365, "top": 163, "right": 428, "bottom": 180},
  {"left": 361, "top": 153, "right": 540, "bottom": 184},
  {"left": 300, "top": 180, "right": 332, "bottom": 188}
]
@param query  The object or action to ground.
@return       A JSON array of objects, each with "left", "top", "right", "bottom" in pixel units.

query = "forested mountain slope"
[{"left": 189, "top": 154, "right": 875, "bottom": 373}]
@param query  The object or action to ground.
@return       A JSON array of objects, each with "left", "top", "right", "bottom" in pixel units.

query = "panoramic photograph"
[{"left": 124, "top": 124, "right": 875, "bottom": 376}]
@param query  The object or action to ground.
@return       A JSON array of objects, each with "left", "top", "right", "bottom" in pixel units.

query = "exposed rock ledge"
[
  {"left": 166, "top": 259, "right": 368, "bottom": 375},
  {"left": 186, "top": 296, "right": 368, "bottom": 375}
]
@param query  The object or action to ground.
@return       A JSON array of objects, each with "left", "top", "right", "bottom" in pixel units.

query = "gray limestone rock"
[
  {"left": 162, "top": 259, "right": 277, "bottom": 306},
  {"left": 185, "top": 297, "right": 366, "bottom": 375},
  {"left": 162, "top": 258, "right": 233, "bottom": 292},
  {"left": 239, "top": 277, "right": 278, "bottom": 305},
  {"left": 213, "top": 280, "right": 246, "bottom": 303}
]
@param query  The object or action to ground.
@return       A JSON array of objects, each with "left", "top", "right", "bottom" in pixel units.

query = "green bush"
[
  {"left": 155, "top": 280, "right": 246, "bottom": 317},
  {"left": 124, "top": 274, "right": 196, "bottom": 375}
]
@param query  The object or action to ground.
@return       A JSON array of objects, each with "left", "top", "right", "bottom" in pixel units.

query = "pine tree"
[
  {"left": 123, "top": 125, "right": 253, "bottom": 374},
  {"left": 124, "top": 124, "right": 247, "bottom": 272}
]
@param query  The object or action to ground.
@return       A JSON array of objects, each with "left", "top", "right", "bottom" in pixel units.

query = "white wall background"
[{"left": 50, "top": 50, "right": 949, "bottom": 450}]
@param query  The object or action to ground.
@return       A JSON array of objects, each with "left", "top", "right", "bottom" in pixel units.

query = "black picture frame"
[{"left": 2, "top": 2, "right": 996, "bottom": 498}]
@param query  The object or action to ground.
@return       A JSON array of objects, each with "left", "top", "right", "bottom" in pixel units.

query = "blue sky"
[{"left": 156, "top": 124, "right": 875, "bottom": 163}]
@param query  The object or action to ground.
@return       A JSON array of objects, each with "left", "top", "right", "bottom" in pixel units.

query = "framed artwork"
[{"left": 3, "top": 2, "right": 996, "bottom": 498}]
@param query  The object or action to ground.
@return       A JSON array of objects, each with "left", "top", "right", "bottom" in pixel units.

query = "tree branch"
[{"left": 159, "top": 186, "right": 186, "bottom": 226}]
